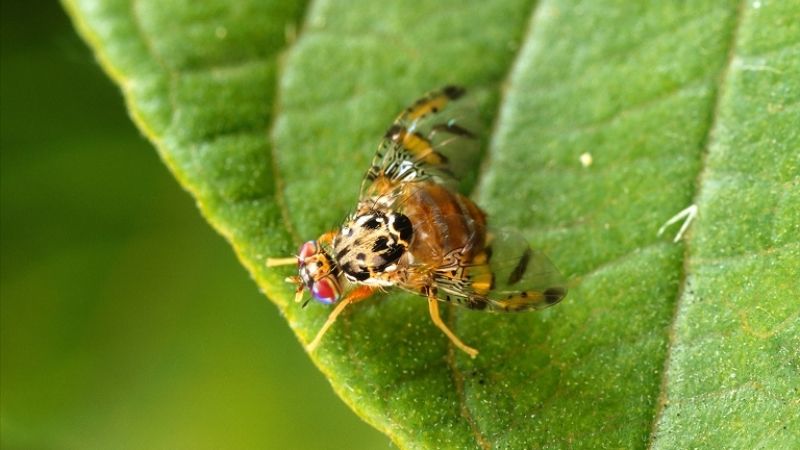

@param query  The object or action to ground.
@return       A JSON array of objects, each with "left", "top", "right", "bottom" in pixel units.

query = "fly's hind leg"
[
  {"left": 306, "top": 285, "right": 375, "bottom": 353},
  {"left": 427, "top": 296, "right": 479, "bottom": 358}
]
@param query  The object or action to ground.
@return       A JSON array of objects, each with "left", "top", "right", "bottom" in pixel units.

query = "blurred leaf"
[{"left": 64, "top": 0, "right": 799, "bottom": 448}]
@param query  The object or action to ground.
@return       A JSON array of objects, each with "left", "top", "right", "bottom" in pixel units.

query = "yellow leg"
[
  {"left": 427, "top": 297, "right": 479, "bottom": 358},
  {"left": 306, "top": 286, "right": 375, "bottom": 353},
  {"left": 306, "top": 297, "right": 352, "bottom": 352}
]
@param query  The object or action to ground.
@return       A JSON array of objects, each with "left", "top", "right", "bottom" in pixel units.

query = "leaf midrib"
[{"left": 646, "top": 0, "right": 747, "bottom": 446}]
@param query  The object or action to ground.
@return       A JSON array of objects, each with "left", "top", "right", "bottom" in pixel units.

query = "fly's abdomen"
[{"left": 403, "top": 182, "right": 486, "bottom": 266}]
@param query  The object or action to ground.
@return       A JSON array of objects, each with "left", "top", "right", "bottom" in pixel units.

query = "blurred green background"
[{"left": 0, "top": 2, "right": 388, "bottom": 448}]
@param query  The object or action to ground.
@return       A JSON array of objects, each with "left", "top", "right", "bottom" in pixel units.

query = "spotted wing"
[
  {"left": 360, "top": 85, "right": 482, "bottom": 199},
  {"left": 430, "top": 229, "right": 568, "bottom": 312}
]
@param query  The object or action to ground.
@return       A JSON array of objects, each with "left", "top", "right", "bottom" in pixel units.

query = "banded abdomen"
[{"left": 401, "top": 181, "right": 487, "bottom": 268}]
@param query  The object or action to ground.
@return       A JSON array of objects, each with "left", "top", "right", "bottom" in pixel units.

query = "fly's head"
[{"left": 294, "top": 240, "right": 342, "bottom": 305}]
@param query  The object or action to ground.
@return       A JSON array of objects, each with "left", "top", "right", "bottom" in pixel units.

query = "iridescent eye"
[
  {"left": 311, "top": 278, "right": 339, "bottom": 304},
  {"left": 298, "top": 241, "right": 317, "bottom": 262}
]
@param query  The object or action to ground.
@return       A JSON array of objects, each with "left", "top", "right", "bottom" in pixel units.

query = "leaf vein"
[
  {"left": 576, "top": 242, "right": 669, "bottom": 283},
  {"left": 444, "top": 313, "right": 491, "bottom": 450},
  {"left": 647, "top": 1, "right": 748, "bottom": 447},
  {"left": 738, "top": 40, "right": 800, "bottom": 61},
  {"left": 129, "top": 0, "right": 178, "bottom": 133}
]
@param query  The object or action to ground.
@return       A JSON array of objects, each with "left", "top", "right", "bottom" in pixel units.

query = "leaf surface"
[{"left": 65, "top": 0, "right": 799, "bottom": 448}]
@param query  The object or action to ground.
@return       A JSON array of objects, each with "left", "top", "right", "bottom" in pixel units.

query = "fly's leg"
[
  {"left": 427, "top": 296, "right": 479, "bottom": 358},
  {"left": 265, "top": 257, "right": 296, "bottom": 267},
  {"left": 306, "top": 285, "right": 375, "bottom": 353}
]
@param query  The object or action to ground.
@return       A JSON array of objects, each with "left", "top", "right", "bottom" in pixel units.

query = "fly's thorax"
[{"left": 333, "top": 210, "right": 413, "bottom": 283}]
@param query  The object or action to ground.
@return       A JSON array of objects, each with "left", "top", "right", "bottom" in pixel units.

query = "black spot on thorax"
[
  {"left": 362, "top": 216, "right": 382, "bottom": 229},
  {"left": 343, "top": 263, "right": 370, "bottom": 281},
  {"left": 375, "top": 244, "right": 404, "bottom": 271},
  {"left": 391, "top": 213, "right": 413, "bottom": 243},
  {"left": 372, "top": 236, "right": 389, "bottom": 252}
]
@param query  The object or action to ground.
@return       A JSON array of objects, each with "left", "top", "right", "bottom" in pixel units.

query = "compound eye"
[
  {"left": 311, "top": 278, "right": 339, "bottom": 305},
  {"left": 298, "top": 241, "right": 317, "bottom": 263}
]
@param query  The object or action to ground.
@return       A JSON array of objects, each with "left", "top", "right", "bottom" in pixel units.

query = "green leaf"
[{"left": 64, "top": 0, "right": 799, "bottom": 448}]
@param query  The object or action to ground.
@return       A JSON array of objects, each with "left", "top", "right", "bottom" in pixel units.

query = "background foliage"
[{"left": 3, "top": 0, "right": 798, "bottom": 449}]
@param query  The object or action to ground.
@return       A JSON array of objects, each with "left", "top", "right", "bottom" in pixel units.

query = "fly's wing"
[
  {"left": 360, "top": 86, "right": 482, "bottom": 200},
  {"left": 431, "top": 229, "right": 568, "bottom": 312}
]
